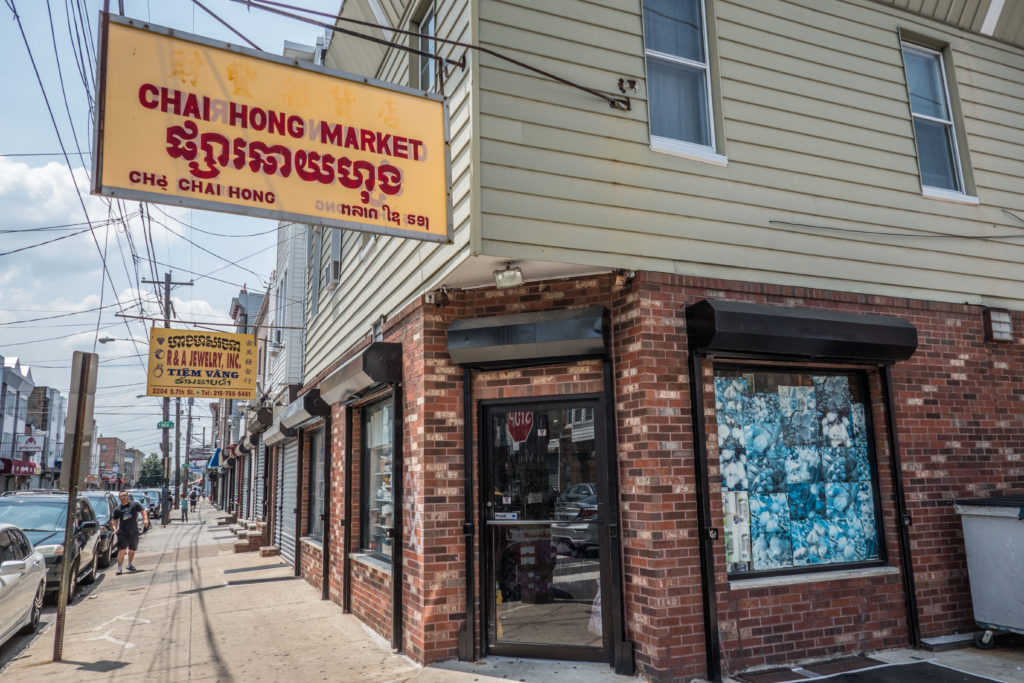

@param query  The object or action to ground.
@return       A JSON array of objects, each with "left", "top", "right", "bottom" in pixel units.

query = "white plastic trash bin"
[{"left": 954, "top": 495, "right": 1024, "bottom": 648}]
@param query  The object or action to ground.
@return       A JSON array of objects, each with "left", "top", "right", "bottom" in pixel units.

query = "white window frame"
[
  {"left": 643, "top": 0, "right": 727, "bottom": 165},
  {"left": 415, "top": 5, "right": 436, "bottom": 93},
  {"left": 900, "top": 42, "right": 974, "bottom": 202}
]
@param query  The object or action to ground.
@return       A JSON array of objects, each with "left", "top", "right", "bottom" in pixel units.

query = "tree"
[{"left": 138, "top": 453, "right": 164, "bottom": 487}]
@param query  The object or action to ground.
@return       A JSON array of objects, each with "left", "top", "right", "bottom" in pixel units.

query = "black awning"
[
  {"left": 246, "top": 407, "right": 272, "bottom": 434},
  {"left": 685, "top": 299, "right": 917, "bottom": 363},
  {"left": 447, "top": 306, "right": 607, "bottom": 367},
  {"left": 279, "top": 389, "right": 330, "bottom": 430},
  {"left": 319, "top": 342, "right": 402, "bottom": 405}
]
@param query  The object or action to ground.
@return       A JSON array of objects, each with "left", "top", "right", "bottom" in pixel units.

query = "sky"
[{"left": 0, "top": 0, "right": 339, "bottom": 457}]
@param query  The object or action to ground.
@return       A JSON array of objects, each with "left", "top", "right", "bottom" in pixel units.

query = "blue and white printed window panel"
[
  {"left": 714, "top": 377, "right": 748, "bottom": 450},
  {"left": 779, "top": 385, "right": 817, "bottom": 445},
  {"left": 750, "top": 493, "right": 792, "bottom": 570},
  {"left": 716, "top": 370, "right": 880, "bottom": 573}
]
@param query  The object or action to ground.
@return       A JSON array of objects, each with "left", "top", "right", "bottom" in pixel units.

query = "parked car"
[
  {"left": 551, "top": 494, "right": 600, "bottom": 558},
  {"left": 0, "top": 523, "right": 46, "bottom": 645},
  {"left": 0, "top": 493, "right": 101, "bottom": 602},
  {"left": 80, "top": 490, "right": 118, "bottom": 568},
  {"left": 144, "top": 489, "right": 165, "bottom": 516},
  {"left": 555, "top": 482, "right": 596, "bottom": 506}
]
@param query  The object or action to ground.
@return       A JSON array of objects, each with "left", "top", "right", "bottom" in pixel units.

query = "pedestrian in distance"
[
  {"left": 113, "top": 490, "right": 149, "bottom": 575},
  {"left": 189, "top": 487, "right": 198, "bottom": 513},
  {"left": 180, "top": 493, "right": 189, "bottom": 522}
]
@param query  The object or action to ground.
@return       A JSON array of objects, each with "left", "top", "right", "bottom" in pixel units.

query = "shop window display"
[
  {"left": 361, "top": 398, "right": 394, "bottom": 561},
  {"left": 715, "top": 369, "right": 881, "bottom": 574}
]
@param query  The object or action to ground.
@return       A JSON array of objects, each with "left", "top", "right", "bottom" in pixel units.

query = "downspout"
[
  {"left": 881, "top": 365, "right": 921, "bottom": 647},
  {"left": 391, "top": 384, "right": 404, "bottom": 652},
  {"left": 322, "top": 412, "right": 332, "bottom": 601},
  {"left": 343, "top": 406, "right": 353, "bottom": 613},
  {"left": 687, "top": 352, "right": 722, "bottom": 683},
  {"left": 457, "top": 367, "right": 475, "bottom": 661},
  {"left": 295, "top": 429, "right": 304, "bottom": 577}
]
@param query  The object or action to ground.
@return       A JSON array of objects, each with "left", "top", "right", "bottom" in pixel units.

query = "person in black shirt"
[{"left": 112, "top": 490, "right": 149, "bottom": 575}]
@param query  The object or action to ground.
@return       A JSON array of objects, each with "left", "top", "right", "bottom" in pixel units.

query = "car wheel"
[
  {"left": 18, "top": 582, "right": 45, "bottom": 635},
  {"left": 67, "top": 559, "right": 81, "bottom": 602},
  {"left": 81, "top": 550, "right": 98, "bottom": 585},
  {"left": 98, "top": 539, "right": 113, "bottom": 568}
]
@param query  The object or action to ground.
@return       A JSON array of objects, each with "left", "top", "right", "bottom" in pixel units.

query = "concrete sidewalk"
[
  {"left": 1, "top": 501, "right": 1020, "bottom": 682},
  {"left": 0, "top": 501, "right": 620, "bottom": 682}
]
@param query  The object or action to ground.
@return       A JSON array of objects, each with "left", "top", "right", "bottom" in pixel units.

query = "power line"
[
  {"left": 233, "top": 0, "right": 631, "bottom": 110},
  {"left": 0, "top": 227, "right": 93, "bottom": 256},
  {"left": 189, "top": 0, "right": 261, "bottom": 50}
]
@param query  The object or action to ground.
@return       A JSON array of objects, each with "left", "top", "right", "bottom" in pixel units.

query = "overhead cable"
[{"left": 230, "top": 0, "right": 631, "bottom": 110}]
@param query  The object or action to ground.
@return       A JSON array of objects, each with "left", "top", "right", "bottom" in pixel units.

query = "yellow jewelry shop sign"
[
  {"left": 145, "top": 328, "right": 257, "bottom": 399},
  {"left": 93, "top": 15, "right": 451, "bottom": 242}
]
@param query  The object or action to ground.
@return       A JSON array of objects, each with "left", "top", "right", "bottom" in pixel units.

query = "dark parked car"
[
  {"left": 80, "top": 490, "right": 118, "bottom": 568},
  {"left": 0, "top": 493, "right": 101, "bottom": 602}
]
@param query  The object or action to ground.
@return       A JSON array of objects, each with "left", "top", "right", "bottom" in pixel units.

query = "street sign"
[{"left": 158, "top": 420, "right": 175, "bottom": 429}]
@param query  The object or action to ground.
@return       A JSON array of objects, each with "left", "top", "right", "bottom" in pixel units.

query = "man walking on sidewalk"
[
  {"left": 113, "top": 490, "right": 149, "bottom": 575},
  {"left": 189, "top": 487, "right": 198, "bottom": 513}
]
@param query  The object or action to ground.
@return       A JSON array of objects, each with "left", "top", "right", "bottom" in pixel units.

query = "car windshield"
[
  {"left": 0, "top": 500, "right": 67, "bottom": 531},
  {"left": 83, "top": 495, "right": 110, "bottom": 522}
]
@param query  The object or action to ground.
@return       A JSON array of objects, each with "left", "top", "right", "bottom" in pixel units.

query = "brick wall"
[
  {"left": 307, "top": 269, "right": 1022, "bottom": 680},
  {"left": 300, "top": 539, "right": 323, "bottom": 592}
]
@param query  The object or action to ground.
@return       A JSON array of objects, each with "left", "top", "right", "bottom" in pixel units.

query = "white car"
[{"left": 0, "top": 522, "right": 46, "bottom": 646}]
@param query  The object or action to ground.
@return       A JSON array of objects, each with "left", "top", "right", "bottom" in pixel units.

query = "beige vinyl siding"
[
  {"left": 305, "top": 0, "right": 473, "bottom": 380},
  {"left": 476, "top": 0, "right": 1024, "bottom": 309}
]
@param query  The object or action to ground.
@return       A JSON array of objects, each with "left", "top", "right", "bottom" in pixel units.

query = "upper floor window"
[
  {"left": 413, "top": 4, "right": 436, "bottom": 92},
  {"left": 643, "top": 0, "right": 721, "bottom": 161},
  {"left": 901, "top": 43, "right": 971, "bottom": 200}
]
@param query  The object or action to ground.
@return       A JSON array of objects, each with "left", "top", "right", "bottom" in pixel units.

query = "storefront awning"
[
  {"left": 245, "top": 407, "right": 273, "bottom": 434},
  {"left": 237, "top": 438, "right": 252, "bottom": 455},
  {"left": 207, "top": 448, "right": 220, "bottom": 469},
  {"left": 263, "top": 421, "right": 296, "bottom": 447},
  {"left": 685, "top": 299, "right": 918, "bottom": 363},
  {"left": 320, "top": 342, "right": 402, "bottom": 404},
  {"left": 0, "top": 457, "right": 36, "bottom": 476},
  {"left": 447, "top": 305, "right": 608, "bottom": 367},
  {"left": 279, "top": 389, "right": 330, "bottom": 430}
]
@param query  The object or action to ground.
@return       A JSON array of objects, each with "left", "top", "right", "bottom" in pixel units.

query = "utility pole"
[
  {"left": 175, "top": 397, "right": 182, "bottom": 501},
  {"left": 185, "top": 397, "right": 194, "bottom": 490},
  {"left": 142, "top": 271, "right": 192, "bottom": 525}
]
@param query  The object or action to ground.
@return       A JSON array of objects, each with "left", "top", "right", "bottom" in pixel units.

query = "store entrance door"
[{"left": 482, "top": 399, "right": 617, "bottom": 663}]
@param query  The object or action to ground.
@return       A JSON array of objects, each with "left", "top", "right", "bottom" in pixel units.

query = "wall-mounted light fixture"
[
  {"left": 614, "top": 269, "right": 635, "bottom": 288},
  {"left": 493, "top": 262, "right": 524, "bottom": 289},
  {"left": 983, "top": 308, "right": 1013, "bottom": 342}
]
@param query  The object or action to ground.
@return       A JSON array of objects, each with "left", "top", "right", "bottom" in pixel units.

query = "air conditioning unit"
[{"left": 324, "top": 258, "right": 341, "bottom": 290}]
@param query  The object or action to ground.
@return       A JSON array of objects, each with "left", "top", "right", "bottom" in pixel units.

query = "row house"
[
  {"left": 1, "top": 355, "right": 37, "bottom": 490},
  {"left": 212, "top": 287, "right": 266, "bottom": 513},
  {"left": 230, "top": 1, "right": 1024, "bottom": 681},
  {"left": 26, "top": 386, "right": 68, "bottom": 488}
]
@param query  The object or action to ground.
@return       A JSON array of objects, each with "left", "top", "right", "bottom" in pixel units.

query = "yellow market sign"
[
  {"left": 145, "top": 328, "right": 257, "bottom": 399},
  {"left": 93, "top": 15, "right": 451, "bottom": 242}
]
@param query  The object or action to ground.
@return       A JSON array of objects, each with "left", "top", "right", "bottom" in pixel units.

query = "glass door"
[{"left": 483, "top": 400, "right": 613, "bottom": 662}]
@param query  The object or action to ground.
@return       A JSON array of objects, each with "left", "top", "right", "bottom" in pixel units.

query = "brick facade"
[{"left": 281, "top": 270, "right": 1022, "bottom": 681}]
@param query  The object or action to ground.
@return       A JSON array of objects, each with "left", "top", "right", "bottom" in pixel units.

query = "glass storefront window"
[
  {"left": 308, "top": 429, "right": 325, "bottom": 540},
  {"left": 361, "top": 398, "right": 394, "bottom": 561},
  {"left": 714, "top": 368, "right": 883, "bottom": 575}
]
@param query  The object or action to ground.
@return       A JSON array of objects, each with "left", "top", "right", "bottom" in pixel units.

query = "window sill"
[
  {"left": 921, "top": 186, "right": 979, "bottom": 205},
  {"left": 350, "top": 552, "right": 392, "bottom": 576},
  {"left": 650, "top": 136, "right": 728, "bottom": 166},
  {"left": 300, "top": 536, "right": 323, "bottom": 551},
  {"left": 728, "top": 564, "right": 899, "bottom": 590}
]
